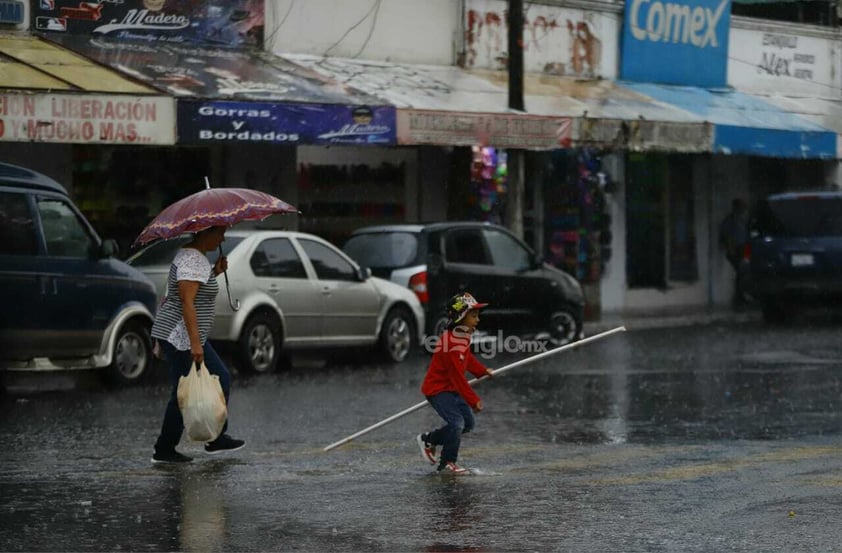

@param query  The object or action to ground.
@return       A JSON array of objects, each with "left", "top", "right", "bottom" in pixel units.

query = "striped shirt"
[{"left": 151, "top": 248, "right": 219, "bottom": 351}]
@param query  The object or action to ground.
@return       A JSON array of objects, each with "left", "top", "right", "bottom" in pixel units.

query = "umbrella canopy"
[{"left": 133, "top": 187, "right": 297, "bottom": 247}]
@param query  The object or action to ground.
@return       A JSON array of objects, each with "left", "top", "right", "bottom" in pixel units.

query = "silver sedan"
[{"left": 128, "top": 229, "right": 425, "bottom": 373}]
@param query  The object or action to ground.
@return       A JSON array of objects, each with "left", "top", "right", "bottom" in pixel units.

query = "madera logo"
[
  {"left": 423, "top": 331, "right": 548, "bottom": 359},
  {"left": 628, "top": 0, "right": 728, "bottom": 48}
]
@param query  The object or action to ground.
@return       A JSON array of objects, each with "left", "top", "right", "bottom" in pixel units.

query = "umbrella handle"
[{"left": 218, "top": 245, "right": 240, "bottom": 311}]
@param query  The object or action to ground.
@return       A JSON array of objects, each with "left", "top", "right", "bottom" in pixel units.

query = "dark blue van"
[
  {"left": 744, "top": 191, "right": 842, "bottom": 322},
  {"left": 0, "top": 162, "right": 158, "bottom": 386}
]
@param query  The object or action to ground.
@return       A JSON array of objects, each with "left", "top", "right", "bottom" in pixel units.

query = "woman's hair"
[{"left": 195, "top": 225, "right": 224, "bottom": 237}]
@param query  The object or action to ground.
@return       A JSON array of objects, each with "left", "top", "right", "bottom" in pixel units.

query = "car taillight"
[
  {"left": 742, "top": 242, "right": 751, "bottom": 261},
  {"left": 409, "top": 271, "right": 428, "bottom": 304}
]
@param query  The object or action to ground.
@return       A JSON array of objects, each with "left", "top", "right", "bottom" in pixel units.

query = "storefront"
[
  {"left": 0, "top": 28, "right": 178, "bottom": 256},
  {"left": 32, "top": 29, "right": 407, "bottom": 249}
]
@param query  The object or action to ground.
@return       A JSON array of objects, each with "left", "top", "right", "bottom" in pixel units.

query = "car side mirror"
[
  {"left": 357, "top": 266, "right": 371, "bottom": 281},
  {"left": 533, "top": 254, "right": 545, "bottom": 269},
  {"left": 98, "top": 238, "right": 119, "bottom": 259}
]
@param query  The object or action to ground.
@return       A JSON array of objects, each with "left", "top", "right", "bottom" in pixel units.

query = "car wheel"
[
  {"left": 236, "top": 311, "right": 282, "bottom": 374},
  {"left": 546, "top": 309, "right": 582, "bottom": 347},
  {"left": 106, "top": 320, "right": 152, "bottom": 386},
  {"left": 379, "top": 306, "right": 415, "bottom": 363},
  {"left": 429, "top": 314, "right": 449, "bottom": 339}
]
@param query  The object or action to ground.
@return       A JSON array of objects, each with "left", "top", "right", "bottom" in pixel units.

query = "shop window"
[
  {"left": 251, "top": 238, "right": 307, "bottom": 279},
  {"left": 299, "top": 239, "right": 357, "bottom": 281},
  {"left": 0, "top": 192, "right": 37, "bottom": 256},
  {"left": 72, "top": 145, "right": 211, "bottom": 259},
  {"left": 297, "top": 161, "right": 407, "bottom": 245}
]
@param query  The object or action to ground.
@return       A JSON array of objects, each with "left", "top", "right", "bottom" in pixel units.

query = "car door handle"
[
  {"left": 321, "top": 286, "right": 332, "bottom": 295},
  {"left": 40, "top": 276, "right": 57, "bottom": 295},
  {"left": 268, "top": 284, "right": 280, "bottom": 294}
]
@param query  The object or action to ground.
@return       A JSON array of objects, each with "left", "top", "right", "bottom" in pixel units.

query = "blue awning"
[{"left": 621, "top": 82, "right": 837, "bottom": 159}]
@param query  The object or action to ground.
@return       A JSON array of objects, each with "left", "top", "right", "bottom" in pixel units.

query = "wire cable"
[
  {"left": 352, "top": 0, "right": 383, "bottom": 58},
  {"left": 323, "top": 0, "right": 382, "bottom": 57},
  {"left": 264, "top": 0, "right": 296, "bottom": 50}
]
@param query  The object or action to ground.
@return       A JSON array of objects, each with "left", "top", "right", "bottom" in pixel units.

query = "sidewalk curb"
[{"left": 584, "top": 307, "right": 762, "bottom": 335}]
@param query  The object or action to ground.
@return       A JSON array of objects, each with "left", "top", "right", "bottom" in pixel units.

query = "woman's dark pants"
[{"left": 154, "top": 340, "right": 231, "bottom": 452}]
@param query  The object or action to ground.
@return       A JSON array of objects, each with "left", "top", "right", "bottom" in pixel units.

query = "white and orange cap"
[{"left": 447, "top": 292, "right": 489, "bottom": 324}]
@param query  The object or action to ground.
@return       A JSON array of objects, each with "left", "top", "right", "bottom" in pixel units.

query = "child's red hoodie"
[{"left": 421, "top": 328, "right": 489, "bottom": 409}]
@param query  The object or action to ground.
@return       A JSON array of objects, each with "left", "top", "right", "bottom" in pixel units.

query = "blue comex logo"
[
  {"left": 621, "top": 0, "right": 732, "bottom": 87},
  {"left": 628, "top": 0, "right": 728, "bottom": 48}
]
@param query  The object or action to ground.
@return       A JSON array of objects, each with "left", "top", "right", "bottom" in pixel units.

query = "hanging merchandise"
[
  {"left": 469, "top": 146, "right": 507, "bottom": 224},
  {"left": 544, "top": 149, "right": 613, "bottom": 283}
]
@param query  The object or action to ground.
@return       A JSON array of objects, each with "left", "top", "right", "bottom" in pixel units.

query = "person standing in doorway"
[
  {"left": 719, "top": 198, "right": 750, "bottom": 306},
  {"left": 150, "top": 225, "right": 245, "bottom": 463}
]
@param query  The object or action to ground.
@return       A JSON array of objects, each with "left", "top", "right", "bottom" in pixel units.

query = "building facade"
[{"left": 1, "top": 0, "right": 840, "bottom": 318}]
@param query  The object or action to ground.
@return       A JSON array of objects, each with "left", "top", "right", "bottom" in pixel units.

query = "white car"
[{"left": 128, "top": 229, "right": 425, "bottom": 373}]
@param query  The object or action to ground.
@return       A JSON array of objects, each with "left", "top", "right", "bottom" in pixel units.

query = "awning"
[
  {"left": 283, "top": 54, "right": 714, "bottom": 152},
  {"left": 621, "top": 82, "right": 837, "bottom": 159},
  {"left": 0, "top": 33, "right": 154, "bottom": 93},
  {"left": 759, "top": 95, "right": 842, "bottom": 159},
  {"left": 41, "top": 34, "right": 398, "bottom": 146},
  {"left": 0, "top": 33, "right": 175, "bottom": 145}
]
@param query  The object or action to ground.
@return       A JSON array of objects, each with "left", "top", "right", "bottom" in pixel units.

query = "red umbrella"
[
  {"left": 133, "top": 179, "right": 298, "bottom": 310},
  {"left": 133, "top": 184, "right": 298, "bottom": 247}
]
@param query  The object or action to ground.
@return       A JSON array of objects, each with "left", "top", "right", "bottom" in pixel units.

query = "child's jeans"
[
  {"left": 426, "top": 391, "right": 475, "bottom": 464},
  {"left": 153, "top": 340, "right": 231, "bottom": 451}
]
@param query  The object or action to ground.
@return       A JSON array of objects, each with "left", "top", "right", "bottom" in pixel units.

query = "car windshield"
[
  {"left": 756, "top": 197, "right": 842, "bottom": 237},
  {"left": 129, "top": 235, "right": 244, "bottom": 266},
  {"left": 343, "top": 232, "right": 419, "bottom": 269}
]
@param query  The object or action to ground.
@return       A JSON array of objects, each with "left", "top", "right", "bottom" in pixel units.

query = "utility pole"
[{"left": 506, "top": 0, "right": 525, "bottom": 239}]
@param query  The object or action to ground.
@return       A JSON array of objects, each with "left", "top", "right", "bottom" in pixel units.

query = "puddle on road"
[{"left": 737, "top": 350, "right": 838, "bottom": 365}]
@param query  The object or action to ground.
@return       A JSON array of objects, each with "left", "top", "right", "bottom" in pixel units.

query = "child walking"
[{"left": 417, "top": 293, "right": 494, "bottom": 474}]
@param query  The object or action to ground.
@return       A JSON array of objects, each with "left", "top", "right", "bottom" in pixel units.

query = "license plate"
[{"left": 791, "top": 253, "right": 814, "bottom": 266}]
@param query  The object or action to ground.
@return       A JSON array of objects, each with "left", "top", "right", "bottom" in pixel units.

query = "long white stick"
[{"left": 323, "top": 325, "right": 626, "bottom": 452}]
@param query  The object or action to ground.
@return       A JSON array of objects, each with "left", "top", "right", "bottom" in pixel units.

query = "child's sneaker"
[
  {"left": 437, "top": 461, "right": 470, "bottom": 475},
  {"left": 416, "top": 433, "right": 437, "bottom": 465}
]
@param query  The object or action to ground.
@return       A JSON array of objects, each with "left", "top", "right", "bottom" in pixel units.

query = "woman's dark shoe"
[
  {"left": 151, "top": 449, "right": 193, "bottom": 464},
  {"left": 205, "top": 434, "right": 245, "bottom": 454}
]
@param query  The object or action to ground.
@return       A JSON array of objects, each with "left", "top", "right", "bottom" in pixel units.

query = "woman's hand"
[
  {"left": 191, "top": 344, "right": 204, "bottom": 365},
  {"left": 473, "top": 400, "right": 483, "bottom": 413},
  {"left": 213, "top": 256, "right": 228, "bottom": 276},
  {"left": 485, "top": 368, "right": 494, "bottom": 378}
]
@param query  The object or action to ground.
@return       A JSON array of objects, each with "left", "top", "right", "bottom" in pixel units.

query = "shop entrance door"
[{"left": 626, "top": 154, "right": 697, "bottom": 289}]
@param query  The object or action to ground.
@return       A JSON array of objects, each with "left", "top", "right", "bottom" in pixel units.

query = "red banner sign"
[
  {"left": 397, "top": 109, "right": 572, "bottom": 149},
  {"left": 0, "top": 94, "right": 175, "bottom": 144}
]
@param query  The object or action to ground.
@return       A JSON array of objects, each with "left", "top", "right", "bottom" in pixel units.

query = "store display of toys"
[
  {"left": 546, "top": 149, "right": 613, "bottom": 283},
  {"left": 469, "top": 146, "right": 507, "bottom": 224}
]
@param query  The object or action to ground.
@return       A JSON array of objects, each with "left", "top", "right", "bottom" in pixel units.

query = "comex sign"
[{"left": 621, "top": 0, "right": 731, "bottom": 87}]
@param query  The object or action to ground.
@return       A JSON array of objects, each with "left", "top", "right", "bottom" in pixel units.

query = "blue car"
[
  {"left": 0, "top": 162, "right": 158, "bottom": 386},
  {"left": 744, "top": 191, "right": 842, "bottom": 322}
]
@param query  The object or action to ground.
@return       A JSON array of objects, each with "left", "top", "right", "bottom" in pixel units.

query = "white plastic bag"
[{"left": 177, "top": 361, "right": 227, "bottom": 443}]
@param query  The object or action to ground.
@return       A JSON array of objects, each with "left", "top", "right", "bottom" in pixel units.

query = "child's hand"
[
  {"left": 485, "top": 368, "right": 494, "bottom": 378},
  {"left": 473, "top": 400, "right": 483, "bottom": 412}
]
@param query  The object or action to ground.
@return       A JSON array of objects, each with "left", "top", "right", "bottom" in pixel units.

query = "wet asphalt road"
[{"left": 3, "top": 319, "right": 842, "bottom": 552}]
